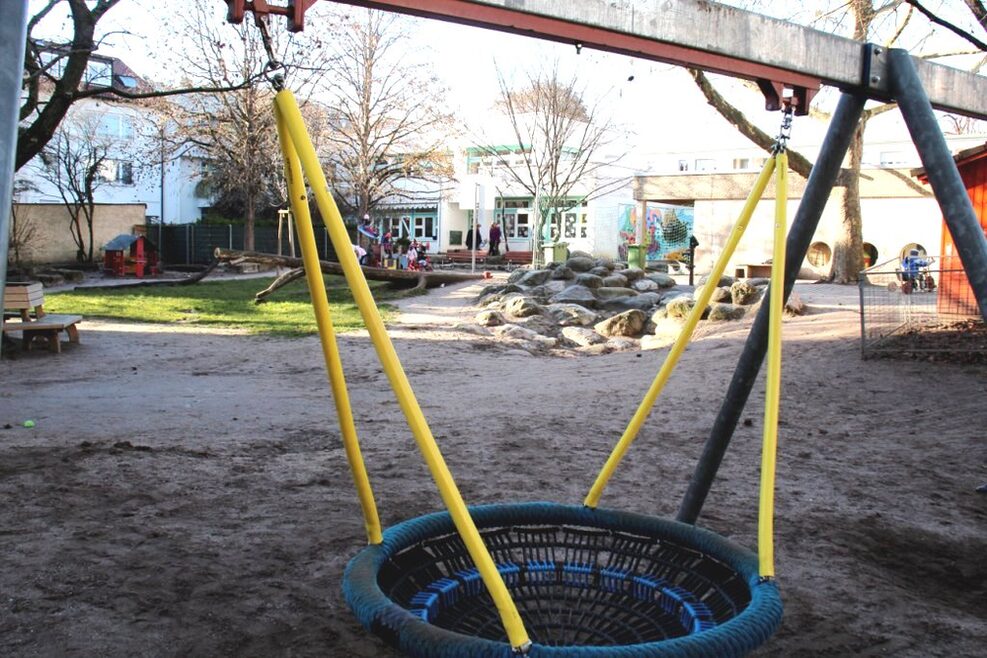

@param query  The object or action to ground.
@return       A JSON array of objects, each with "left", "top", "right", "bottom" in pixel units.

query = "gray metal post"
[
  {"left": 0, "top": 2, "right": 29, "bottom": 359},
  {"left": 677, "top": 92, "right": 867, "bottom": 525},
  {"left": 889, "top": 49, "right": 987, "bottom": 322}
]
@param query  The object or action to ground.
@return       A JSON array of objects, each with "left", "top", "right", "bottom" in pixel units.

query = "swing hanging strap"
[
  {"left": 254, "top": 20, "right": 529, "bottom": 651},
  {"left": 585, "top": 107, "right": 793, "bottom": 580},
  {"left": 272, "top": 89, "right": 531, "bottom": 653}
]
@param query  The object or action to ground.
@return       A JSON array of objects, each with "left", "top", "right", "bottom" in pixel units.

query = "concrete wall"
[{"left": 10, "top": 203, "right": 146, "bottom": 266}]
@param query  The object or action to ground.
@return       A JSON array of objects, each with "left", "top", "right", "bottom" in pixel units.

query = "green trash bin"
[{"left": 627, "top": 244, "right": 645, "bottom": 270}]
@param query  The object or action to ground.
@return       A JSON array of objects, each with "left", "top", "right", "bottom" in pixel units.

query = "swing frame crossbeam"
[{"left": 225, "top": 0, "right": 987, "bottom": 118}]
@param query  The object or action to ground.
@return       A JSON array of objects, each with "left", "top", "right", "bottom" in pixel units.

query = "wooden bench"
[
  {"left": 2, "top": 314, "right": 83, "bottom": 353},
  {"left": 4, "top": 282, "right": 46, "bottom": 320},
  {"left": 734, "top": 263, "right": 773, "bottom": 279}
]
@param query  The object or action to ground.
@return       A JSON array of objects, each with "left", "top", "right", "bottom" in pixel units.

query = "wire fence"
[
  {"left": 859, "top": 256, "right": 985, "bottom": 360},
  {"left": 150, "top": 223, "right": 341, "bottom": 266}
]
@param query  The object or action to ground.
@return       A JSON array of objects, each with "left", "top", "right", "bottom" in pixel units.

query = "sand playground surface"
[{"left": 0, "top": 279, "right": 984, "bottom": 657}]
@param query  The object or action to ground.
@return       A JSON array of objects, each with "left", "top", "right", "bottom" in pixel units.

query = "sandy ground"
[{"left": 0, "top": 279, "right": 984, "bottom": 657}]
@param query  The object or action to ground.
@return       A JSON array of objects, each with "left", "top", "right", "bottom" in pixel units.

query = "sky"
[{"left": 27, "top": 0, "right": 987, "bottom": 170}]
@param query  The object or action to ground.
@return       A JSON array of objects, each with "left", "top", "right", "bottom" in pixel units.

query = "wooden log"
[{"left": 213, "top": 248, "right": 487, "bottom": 288}]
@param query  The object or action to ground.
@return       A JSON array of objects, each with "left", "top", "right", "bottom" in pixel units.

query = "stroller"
[{"left": 896, "top": 250, "right": 936, "bottom": 294}]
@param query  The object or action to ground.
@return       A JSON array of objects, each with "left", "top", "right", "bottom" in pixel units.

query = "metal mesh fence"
[
  {"left": 859, "top": 256, "right": 985, "bottom": 359},
  {"left": 155, "top": 223, "right": 339, "bottom": 265}
]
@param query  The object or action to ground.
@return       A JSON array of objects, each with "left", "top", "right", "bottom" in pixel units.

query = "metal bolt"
[
  {"left": 873, "top": 47, "right": 882, "bottom": 55},
  {"left": 870, "top": 75, "right": 881, "bottom": 85}
]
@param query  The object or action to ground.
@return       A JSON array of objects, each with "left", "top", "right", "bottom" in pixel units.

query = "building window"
[
  {"left": 413, "top": 216, "right": 435, "bottom": 239},
  {"left": 695, "top": 158, "right": 716, "bottom": 172},
  {"left": 99, "top": 160, "right": 133, "bottom": 185},
  {"left": 507, "top": 213, "right": 530, "bottom": 238},
  {"left": 84, "top": 60, "right": 112, "bottom": 87},
  {"left": 732, "top": 158, "right": 750, "bottom": 170},
  {"left": 468, "top": 161, "right": 479, "bottom": 174},
  {"left": 678, "top": 159, "right": 689, "bottom": 172},
  {"left": 97, "top": 114, "right": 134, "bottom": 140}
]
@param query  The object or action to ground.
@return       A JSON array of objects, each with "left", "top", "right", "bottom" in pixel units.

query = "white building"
[
  {"left": 632, "top": 92, "right": 987, "bottom": 275},
  {"left": 15, "top": 51, "right": 210, "bottom": 227}
]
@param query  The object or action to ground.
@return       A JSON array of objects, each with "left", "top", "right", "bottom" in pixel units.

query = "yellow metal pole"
[
  {"left": 758, "top": 151, "right": 788, "bottom": 578},
  {"left": 585, "top": 157, "right": 777, "bottom": 508},
  {"left": 274, "top": 104, "right": 383, "bottom": 545},
  {"left": 273, "top": 89, "right": 531, "bottom": 652}
]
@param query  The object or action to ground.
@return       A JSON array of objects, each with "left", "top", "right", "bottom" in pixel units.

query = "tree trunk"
[
  {"left": 85, "top": 202, "right": 96, "bottom": 263},
  {"left": 831, "top": 122, "right": 866, "bottom": 283},
  {"left": 245, "top": 195, "right": 255, "bottom": 252}
]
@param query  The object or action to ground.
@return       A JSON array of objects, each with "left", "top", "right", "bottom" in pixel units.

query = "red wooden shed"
[
  {"left": 917, "top": 143, "right": 987, "bottom": 317},
  {"left": 103, "top": 234, "right": 159, "bottom": 278}
]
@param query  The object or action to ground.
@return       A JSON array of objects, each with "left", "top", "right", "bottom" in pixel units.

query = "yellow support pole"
[
  {"left": 273, "top": 105, "right": 383, "bottom": 545},
  {"left": 758, "top": 151, "right": 788, "bottom": 579},
  {"left": 585, "top": 157, "right": 777, "bottom": 508},
  {"left": 273, "top": 89, "right": 531, "bottom": 652}
]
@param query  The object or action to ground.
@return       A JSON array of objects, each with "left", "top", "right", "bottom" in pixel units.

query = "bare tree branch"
[{"left": 904, "top": 0, "right": 987, "bottom": 50}]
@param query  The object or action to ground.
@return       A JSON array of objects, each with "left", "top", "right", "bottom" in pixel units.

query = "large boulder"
[
  {"left": 595, "top": 286, "right": 638, "bottom": 299},
  {"left": 475, "top": 310, "right": 507, "bottom": 326},
  {"left": 568, "top": 249, "right": 594, "bottom": 260},
  {"left": 517, "top": 269, "right": 554, "bottom": 287},
  {"left": 605, "top": 337, "right": 639, "bottom": 352},
  {"left": 516, "top": 314, "right": 560, "bottom": 336},
  {"left": 589, "top": 266, "right": 611, "bottom": 277},
  {"left": 561, "top": 326, "right": 606, "bottom": 347},
  {"left": 546, "top": 303, "right": 599, "bottom": 327},
  {"left": 632, "top": 278, "right": 660, "bottom": 293},
  {"left": 492, "top": 324, "right": 557, "bottom": 349},
  {"left": 551, "top": 266, "right": 575, "bottom": 280},
  {"left": 504, "top": 296, "right": 545, "bottom": 318},
  {"left": 730, "top": 280, "right": 761, "bottom": 305},
  {"left": 618, "top": 267, "right": 645, "bottom": 283},
  {"left": 645, "top": 272, "right": 677, "bottom": 288},
  {"left": 601, "top": 273, "right": 629, "bottom": 288},
  {"left": 533, "top": 280, "right": 567, "bottom": 297},
  {"left": 666, "top": 296, "right": 697, "bottom": 319},
  {"left": 565, "top": 256, "right": 597, "bottom": 272},
  {"left": 598, "top": 291, "right": 661, "bottom": 313},
  {"left": 707, "top": 286, "right": 732, "bottom": 303},
  {"left": 708, "top": 303, "right": 746, "bottom": 321},
  {"left": 507, "top": 268, "right": 529, "bottom": 284},
  {"left": 699, "top": 273, "right": 735, "bottom": 288},
  {"left": 574, "top": 273, "right": 604, "bottom": 289},
  {"left": 594, "top": 309, "right": 647, "bottom": 337},
  {"left": 549, "top": 285, "right": 599, "bottom": 308}
]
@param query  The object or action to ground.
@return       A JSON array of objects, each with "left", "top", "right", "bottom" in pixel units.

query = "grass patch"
[{"left": 44, "top": 276, "right": 400, "bottom": 336}]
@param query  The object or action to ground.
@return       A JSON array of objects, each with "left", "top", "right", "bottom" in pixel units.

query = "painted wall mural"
[{"left": 618, "top": 203, "right": 695, "bottom": 262}]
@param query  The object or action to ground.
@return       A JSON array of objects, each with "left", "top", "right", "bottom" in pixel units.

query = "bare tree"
[
  {"left": 320, "top": 10, "right": 456, "bottom": 223},
  {"left": 160, "top": 1, "right": 332, "bottom": 250},
  {"left": 8, "top": 181, "right": 42, "bottom": 268},
  {"left": 475, "top": 65, "right": 626, "bottom": 265},
  {"left": 36, "top": 112, "right": 120, "bottom": 263},
  {"left": 686, "top": 0, "right": 986, "bottom": 282}
]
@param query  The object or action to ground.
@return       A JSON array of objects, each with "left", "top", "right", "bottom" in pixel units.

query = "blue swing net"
[{"left": 344, "top": 503, "right": 782, "bottom": 657}]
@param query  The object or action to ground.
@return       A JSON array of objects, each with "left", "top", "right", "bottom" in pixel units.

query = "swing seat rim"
[{"left": 343, "top": 501, "right": 783, "bottom": 658}]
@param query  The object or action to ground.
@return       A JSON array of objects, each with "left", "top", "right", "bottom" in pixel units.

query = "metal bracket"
[
  {"left": 862, "top": 42, "right": 890, "bottom": 99},
  {"left": 756, "top": 80, "right": 816, "bottom": 117},
  {"left": 226, "top": 0, "right": 320, "bottom": 32}
]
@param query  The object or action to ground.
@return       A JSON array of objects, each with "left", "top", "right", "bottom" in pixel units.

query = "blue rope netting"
[{"left": 344, "top": 502, "right": 782, "bottom": 657}]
